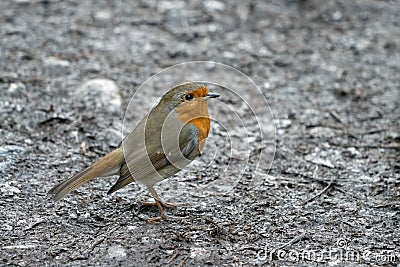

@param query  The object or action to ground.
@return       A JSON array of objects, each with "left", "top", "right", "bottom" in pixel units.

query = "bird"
[{"left": 48, "top": 82, "right": 219, "bottom": 222}]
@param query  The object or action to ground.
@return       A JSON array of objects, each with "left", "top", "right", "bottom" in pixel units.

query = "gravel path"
[{"left": 1, "top": 0, "right": 399, "bottom": 266}]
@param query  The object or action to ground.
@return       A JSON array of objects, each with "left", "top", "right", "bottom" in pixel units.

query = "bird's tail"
[{"left": 48, "top": 148, "right": 124, "bottom": 201}]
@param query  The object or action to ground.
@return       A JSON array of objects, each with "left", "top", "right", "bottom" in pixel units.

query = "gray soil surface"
[{"left": 1, "top": 0, "right": 399, "bottom": 266}]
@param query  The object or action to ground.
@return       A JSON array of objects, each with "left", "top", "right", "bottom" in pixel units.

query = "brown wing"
[
  {"left": 107, "top": 107, "right": 201, "bottom": 194},
  {"left": 107, "top": 150, "right": 170, "bottom": 194},
  {"left": 107, "top": 130, "right": 199, "bottom": 195}
]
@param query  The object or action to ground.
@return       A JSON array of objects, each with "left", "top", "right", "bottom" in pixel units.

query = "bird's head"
[
  {"left": 153, "top": 82, "right": 219, "bottom": 144},
  {"left": 158, "top": 82, "right": 219, "bottom": 113}
]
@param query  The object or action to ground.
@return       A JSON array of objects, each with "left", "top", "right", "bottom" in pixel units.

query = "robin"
[{"left": 48, "top": 82, "right": 219, "bottom": 222}]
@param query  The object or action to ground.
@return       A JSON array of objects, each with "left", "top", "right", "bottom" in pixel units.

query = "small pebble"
[
  {"left": 75, "top": 79, "right": 122, "bottom": 113},
  {"left": 108, "top": 245, "right": 127, "bottom": 260},
  {"left": 43, "top": 57, "right": 71, "bottom": 76},
  {"left": 24, "top": 139, "right": 33, "bottom": 145}
]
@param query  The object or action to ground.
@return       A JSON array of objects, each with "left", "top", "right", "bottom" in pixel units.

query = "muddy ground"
[{"left": 1, "top": 0, "right": 399, "bottom": 266}]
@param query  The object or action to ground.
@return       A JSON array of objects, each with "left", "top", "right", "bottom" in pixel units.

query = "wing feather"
[{"left": 108, "top": 131, "right": 199, "bottom": 194}]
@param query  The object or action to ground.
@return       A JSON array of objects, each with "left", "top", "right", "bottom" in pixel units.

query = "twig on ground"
[
  {"left": 261, "top": 233, "right": 306, "bottom": 264},
  {"left": 302, "top": 167, "right": 337, "bottom": 205},
  {"left": 166, "top": 250, "right": 180, "bottom": 264},
  {"left": 177, "top": 255, "right": 189, "bottom": 267},
  {"left": 329, "top": 110, "right": 344, "bottom": 124},
  {"left": 329, "top": 141, "right": 400, "bottom": 150},
  {"left": 373, "top": 202, "right": 398, "bottom": 209},
  {"left": 23, "top": 219, "right": 46, "bottom": 231},
  {"left": 89, "top": 236, "right": 105, "bottom": 251},
  {"left": 303, "top": 179, "right": 336, "bottom": 205},
  {"left": 276, "top": 232, "right": 306, "bottom": 250},
  {"left": 351, "top": 128, "right": 387, "bottom": 135},
  {"left": 80, "top": 224, "right": 120, "bottom": 255}
]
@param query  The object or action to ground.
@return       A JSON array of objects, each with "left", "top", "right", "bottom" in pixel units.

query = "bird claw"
[
  {"left": 142, "top": 200, "right": 188, "bottom": 223},
  {"left": 143, "top": 186, "right": 188, "bottom": 223},
  {"left": 141, "top": 200, "right": 177, "bottom": 209}
]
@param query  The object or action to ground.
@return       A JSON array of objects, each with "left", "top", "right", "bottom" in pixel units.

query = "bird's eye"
[{"left": 185, "top": 94, "right": 194, "bottom": 101}]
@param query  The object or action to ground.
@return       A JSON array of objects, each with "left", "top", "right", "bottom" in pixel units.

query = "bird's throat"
[{"left": 176, "top": 100, "right": 211, "bottom": 150}]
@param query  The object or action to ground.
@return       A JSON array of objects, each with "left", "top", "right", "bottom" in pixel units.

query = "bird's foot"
[
  {"left": 144, "top": 186, "right": 188, "bottom": 223},
  {"left": 143, "top": 197, "right": 188, "bottom": 223},
  {"left": 141, "top": 199, "right": 177, "bottom": 209}
]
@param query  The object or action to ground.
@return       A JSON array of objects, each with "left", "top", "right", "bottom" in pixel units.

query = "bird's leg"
[
  {"left": 140, "top": 186, "right": 176, "bottom": 208},
  {"left": 144, "top": 186, "right": 188, "bottom": 223}
]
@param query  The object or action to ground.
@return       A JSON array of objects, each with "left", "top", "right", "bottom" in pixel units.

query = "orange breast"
[
  {"left": 191, "top": 116, "right": 210, "bottom": 151},
  {"left": 176, "top": 99, "right": 210, "bottom": 151}
]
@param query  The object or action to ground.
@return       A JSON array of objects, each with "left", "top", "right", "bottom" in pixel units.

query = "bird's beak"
[{"left": 206, "top": 93, "right": 220, "bottom": 98}]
